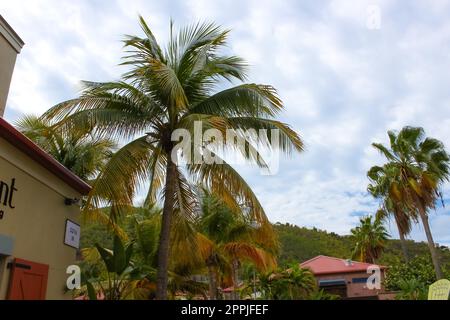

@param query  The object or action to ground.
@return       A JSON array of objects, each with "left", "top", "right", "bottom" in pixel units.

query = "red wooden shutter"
[{"left": 7, "top": 258, "right": 49, "bottom": 300}]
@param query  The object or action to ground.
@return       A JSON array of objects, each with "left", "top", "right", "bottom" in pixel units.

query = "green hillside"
[
  {"left": 81, "top": 219, "right": 450, "bottom": 269},
  {"left": 274, "top": 222, "right": 450, "bottom": 268}
]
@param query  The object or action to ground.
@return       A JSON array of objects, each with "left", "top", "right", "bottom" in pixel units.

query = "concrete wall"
[
  {"left": 0, "top": 136, "right": 81, "bottom": 299},
  {"left": 317, "top": 271, "right": 385, "bottom": 299}
]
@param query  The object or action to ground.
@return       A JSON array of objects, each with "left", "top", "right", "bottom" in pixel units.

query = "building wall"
[
  {"left": 0, "top": 15, "right": 23, "bottom": 118},
  {"left": 0, "top": 33, "right": 17, "bottom": 117},
  {"left": 0, "top": 136, "right": 81, "bottom": 299},
  {"left": 316, "top": 270, "right": 385, "bottom": 298}
]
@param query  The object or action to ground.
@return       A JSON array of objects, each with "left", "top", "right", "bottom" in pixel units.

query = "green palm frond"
[
  {"left": 16, "top": 115, "right": 115, "bottom": 181},
  {"left": 351, "top": 215, "right": 389, "bottom": 263},
  {"left": 372, "top": 142, "right": 396, "bottom": 161},
  {"left": 123, "top": 15, "right": 165, "bottom": 62},
  {"left": 143, "top": 149, "right": 166, "bottom": 207},
  {"left": 190, "top": 84, "right": 283, "bottom": 118},
  {"left": 188, "top": 159, "right": 268, "bottom": 224},
  {"left": 85, "top": 136, "right": 155, "bottom": 221}
]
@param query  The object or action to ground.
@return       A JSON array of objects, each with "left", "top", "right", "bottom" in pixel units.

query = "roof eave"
[{"left": 0, "top": 15, "right": 25, "bottom": 53}]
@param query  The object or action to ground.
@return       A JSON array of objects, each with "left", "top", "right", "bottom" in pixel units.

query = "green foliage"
[
  {"left": 79, "top": 206, "right": 211, "bottom": 299},
  {"left": 82, "top": 235, "right": 150, "bottom": 300},
  {"left": 395, "top": 278, "right": 428, "bottom": 300},
  {"left": 308, "top": 289, "right": 340, "bottom": 300},
  {"left": 350, "top": 215, "right": 389, "bottom": 263},
  {"left": 15, "top": 115, "right": 115, "bottom": 182},
  {"left": 80, "top": 218, "right": 113, "bottom": 249},
  {"left": 384, "top": 256, "right": 440, "bottom": 291},
  {"left": 95, "top": 235, "right": 134, "bottom": 275},
  {"left": 196, "top": 192, "right": 278, "bottom": 299},
  {"left": 274, "top": 222, "right": 450, "bottom": 271},
  {"left": 256, "top": 265, "right": 316, "bottom": 300},
  {"left": 274, "top": 223, "right": 353, "bottom": 266},
  {"left": 86, "top": 281, "right": 98, "bottom": 301},
  {"left": 79, "top": 209, "right": 450, "bottom": 299}
]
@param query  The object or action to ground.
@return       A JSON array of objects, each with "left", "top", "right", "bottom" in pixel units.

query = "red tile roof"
[
  {"left": 300, "top": 255, "right": 386, "bottom": 275},
  {"left": 0, "top": 117, "right": 91, "bottom": 195}
]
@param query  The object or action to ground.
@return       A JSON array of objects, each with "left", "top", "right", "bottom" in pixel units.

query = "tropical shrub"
[
  {"left": 308, "top": 289, "right": 340, "bottom": 300},
  {"left": 256, "top": 265, "right": 316, "bottom": 300},
  {"left": 384, "top": 256, "right": 439, "bottom": 291},
  {"left": 395, "top": 279, "right": 428, "bottom": 300},
  {"left": 79, "top": 235, "right": 153, "bottom": 300}
]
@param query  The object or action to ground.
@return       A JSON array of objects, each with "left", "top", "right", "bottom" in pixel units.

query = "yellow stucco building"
[{"left": 0, "top": 15, "right": 90, "bottom": 300}]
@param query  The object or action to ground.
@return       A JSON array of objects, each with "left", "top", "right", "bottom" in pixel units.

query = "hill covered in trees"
[
  {"left": 81, "top": 218, "right": 450, "bottom": 270},
  {"left": 274, "top": 222, "right": 450, "bottom": 268}
]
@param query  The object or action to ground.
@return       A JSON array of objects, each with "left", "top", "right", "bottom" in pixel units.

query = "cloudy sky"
[{"left": 2, "top": 0, "right": 450, "bottom": 246}]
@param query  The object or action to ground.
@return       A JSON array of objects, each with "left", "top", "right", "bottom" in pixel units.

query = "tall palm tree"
[
  {"left": 370, "top": 127, "right": 450, "bottom": 279},
  {"left": 43, "top": 17, "right": 303, "bottom": 299},
  {"left": 368, "top": 165, "right": 413, "bottom": 262},
  {"left": 15, "top": 115, "right": 115, "bottom": 182},
  {"left": 351, "top": 215, "right": 389, "bottom": 264}
]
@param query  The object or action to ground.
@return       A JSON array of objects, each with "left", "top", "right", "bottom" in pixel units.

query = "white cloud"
[{"left": 250, "top": 169, "right": 376, "bottom": 234}]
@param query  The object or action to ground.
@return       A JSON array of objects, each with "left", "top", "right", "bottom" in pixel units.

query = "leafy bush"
[
  {"left": 256, "top": 265, "right": 317, "bottom": 300},
  {"left": 384, "top": 256, "right": 438, "bottom": 291},
  {"left": 395, "top": 279, "right": 428, "bottom": 300},
  {"left": 308, "top": 289, "right": 340, "bottom": 300}
]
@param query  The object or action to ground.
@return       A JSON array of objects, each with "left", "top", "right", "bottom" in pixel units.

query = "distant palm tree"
[
  {"left": 197, "top": 192, "right": 277, "bottom": 300},
  {"left": 351, "top": 215, "right": 389, "bottom": 264},
  {"left": 15, "top": 115, "right": 115, "bottom": 182},
  {"left": 369, "top": 127, "right": 450, "bottom": 279},
  {"left": 258, "top": 265, "right": 316, "bottom": 300},
  {"left": 43, "top": 17, "right": 303, "bottom": 299},
  {"left": 368, "top": 165, "right": 413, "bottom": 262}
]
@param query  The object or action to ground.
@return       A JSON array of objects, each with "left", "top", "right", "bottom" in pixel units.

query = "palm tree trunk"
[
  {"left": 418, "top": 212, "right": 443, "bottom": 279},
  {"left": 231, "top": 259, "right": 240, "bottom": 300},
  {"left": 208, "top": 264, "right": 218, "bottom": 300},
  {"left": 398, "top": 231, "right": 410, "bottom": 263},
  {"left": 395, "top": 219, "right": 410, "bottom": 262},
  {"left": 156, "top": 160, "right": 177, "bottom": 299}
]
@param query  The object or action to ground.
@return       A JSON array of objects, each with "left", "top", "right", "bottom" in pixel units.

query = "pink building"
[{"left": 300, "top": 255, "right": 386, "bottom": 300}]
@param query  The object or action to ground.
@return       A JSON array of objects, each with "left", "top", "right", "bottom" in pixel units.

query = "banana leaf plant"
[{"left": 83, "top": 235, "right": 153, "bottom": 300}]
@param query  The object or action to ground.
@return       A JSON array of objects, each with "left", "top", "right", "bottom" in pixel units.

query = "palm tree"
[
  {"left": 15, "top": 115, "right": 115, "bottom": 182},
  {"left": 368, "top": 165, "right": 413, "bottom": 262},
  {"left": 257, "top": 265, "right": 316, "bottom": 300},
  {"left": 350, "top": 215, "right": 389, "bottom": 264},
  {"left": 371, "top": 127, "right": 450, "bottom": 279},
  {"left": 43, "top": 17, "right": 303, "bottom": 299},
  {"left": 197, "top": 192, "right": 277, "bottom": 299}
]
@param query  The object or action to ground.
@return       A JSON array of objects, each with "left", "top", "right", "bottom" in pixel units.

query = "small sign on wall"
[{"left": 64, "top": 220, "right": 80, "bottom": 249}]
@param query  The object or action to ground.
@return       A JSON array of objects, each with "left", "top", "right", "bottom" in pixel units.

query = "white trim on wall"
[{"left": 0, "top": 15, "right": 24, "bottom": 53}]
